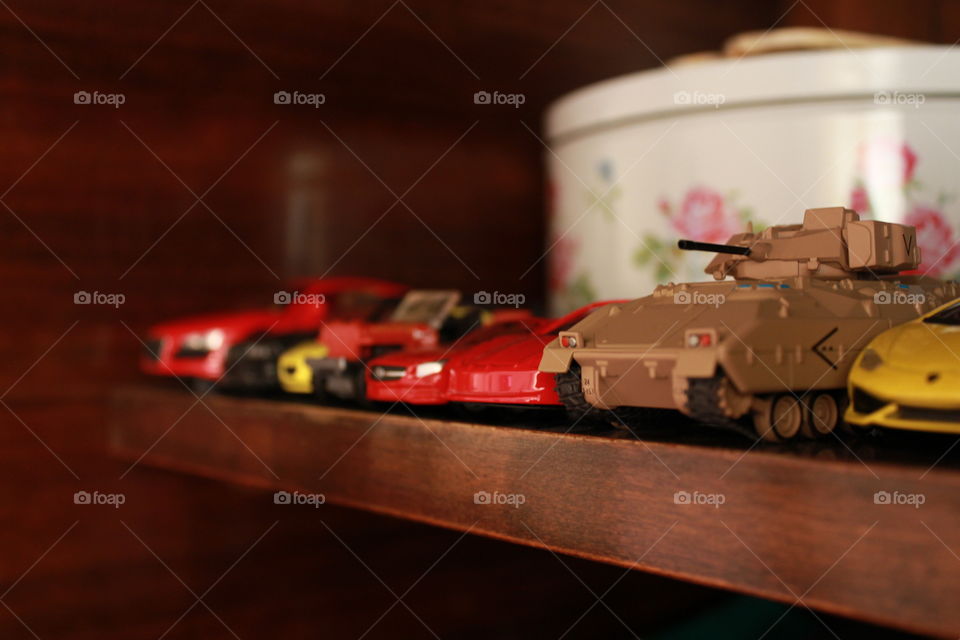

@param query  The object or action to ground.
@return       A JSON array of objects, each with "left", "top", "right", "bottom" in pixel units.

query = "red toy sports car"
[
  {"left": 366, "top": 300, "right": 624, "bottom": 407},
  {"left": 308, "top": 289, "right": 532, "bottom": 401},
  {"left": 140, "top": 277, "right": 408, "bottom": 391}
]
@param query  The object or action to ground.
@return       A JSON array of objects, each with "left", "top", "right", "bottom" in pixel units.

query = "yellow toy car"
[
  {"left": 846, "top": 298, "right": 960, "bottom": 433},
  {"left": 278, "top": 341, "right": 329, "bottom": 394}
]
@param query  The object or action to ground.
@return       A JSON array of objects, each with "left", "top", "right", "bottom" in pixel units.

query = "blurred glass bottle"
[{"left": 285, "top": 150, "right": 331, "bottom": 277}]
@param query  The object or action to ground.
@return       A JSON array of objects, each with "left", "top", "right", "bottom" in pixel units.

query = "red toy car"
[
  {"left": 366, "top": 300, "right": 624, "bottom": 407},
  {"left": 140, "top": 277, "right": 408, "bottom": 391},
  {"left": 308, "top": 290, "right": 531, "bottom": 401}
]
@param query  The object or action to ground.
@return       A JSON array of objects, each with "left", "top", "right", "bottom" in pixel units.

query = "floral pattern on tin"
[
  {"left": 849, "top": 140, "right": 959, "bottom": 277},
  {"left": 635, "top": 186, "right": 756, "bottom": 283},
  {"left": 583, "top": 159, "right": 622, "bottom": 220}
]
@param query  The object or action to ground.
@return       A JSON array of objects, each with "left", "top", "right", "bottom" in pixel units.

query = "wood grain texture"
[
  {"left": 111, "top": 385, "right": 960, "bottom": 638},
  {"left": 5, "top": 0, "right": 959, "bottom": 636}
]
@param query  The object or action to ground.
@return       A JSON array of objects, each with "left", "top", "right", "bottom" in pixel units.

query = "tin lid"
[{"left": 546, "top": 46, "right": 960, "bottom": 143}]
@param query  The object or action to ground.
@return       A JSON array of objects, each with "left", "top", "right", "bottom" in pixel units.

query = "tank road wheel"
[
  {"left": 554, "top": 363, "right": 599, "bottom": 422},
  {"left": 801, "top": 392, "right": 840, "bottom": 438},
  {"left": 753, "top": 394, "right": 804, "bottom": 442}
]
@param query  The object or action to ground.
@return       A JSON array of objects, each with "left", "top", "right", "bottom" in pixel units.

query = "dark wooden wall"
[{"left": 1, "top": 0, "right": 954, "bottom": 637}]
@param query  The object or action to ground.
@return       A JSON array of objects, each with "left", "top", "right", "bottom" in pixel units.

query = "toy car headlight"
[
  {"left": 558, "top": 331, "right": 581, "bottom": 348},
  {"left": 859, "top": 348, "right": 883, "bottom": 371},
  {"left": 414, "top": 361, "right": 446, "bottom": 377},
  {"left": 182, "top": 329, "right": 225, "bottom": 352},
  {"left": 685, "top": 329, "right": 716, "bottom": 348},
  {"left": 372, "top": 365, "right": 406, "bottom": 381}
]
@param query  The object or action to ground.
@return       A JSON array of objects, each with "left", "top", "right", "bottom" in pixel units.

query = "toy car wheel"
[
  {"left": 753, "top": 394, "right": 803, "bottom": 442},
  {"left": 835, "top": 391, "right": 875, "bottom": 436},
  {"left": 311, "top": 373, "right": 332, "bottom": 403},
  {"left": 353, "top": 367, "right": 371, "bottom": 407},
  {"left": 189, "top": 378, "right": 215, "bottom": 395},
  {"left": 801, "top": 392, "right": 839, "bottom": 438}
]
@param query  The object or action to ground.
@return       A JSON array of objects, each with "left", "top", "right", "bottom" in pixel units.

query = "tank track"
[
  {"left": 554, "top": 364, "right": 599, "bottom": 422},
  {"left": 685, "top": 375, "right": 756, "bottom": 439},
  {"left": 557, "top": 366, "right": 672, "bottom": 434}
]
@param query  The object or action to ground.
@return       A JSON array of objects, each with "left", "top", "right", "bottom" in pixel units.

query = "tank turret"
[{"left": 678, "top": 207, "right": 921, "bottom": 281}]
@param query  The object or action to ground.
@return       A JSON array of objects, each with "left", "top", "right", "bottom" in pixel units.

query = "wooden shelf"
[{"left": 109, "top": 385, "right": 960, "bottom": 638}]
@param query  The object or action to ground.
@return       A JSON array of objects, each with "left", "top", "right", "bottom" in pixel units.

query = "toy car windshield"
[
  {"left": 923, "top": 301, "right": 960, "bottom": 326},
  {"left": 389, "top": 290, "right": 461, "bottom": 328}
]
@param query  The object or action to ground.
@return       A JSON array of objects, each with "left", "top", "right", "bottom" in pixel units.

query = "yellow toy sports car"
[
  {"left": 278, "top": 341, "right": 329, "bottom": 395},
  {"left": 846, "top": 298, "right": 960, "bottom": 433}
]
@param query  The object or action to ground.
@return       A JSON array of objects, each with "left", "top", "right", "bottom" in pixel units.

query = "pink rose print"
[
  {"left": 902, "top": 144, "right": 918, "bottom": 184},
  {"left": 905, "top": 205, "right": 960, "bottom": 276},
  {"left": 849, "top": 185, "right": 870, "bottom": 216},
  {"left": 548, "top": 234, "right": 578, "bottom": 293},
  {"left": 657, "top": 197, "right": 670, "bottom": 216},
  {"left": 669, "top": 187, "right": 742, "bottom": 244}
]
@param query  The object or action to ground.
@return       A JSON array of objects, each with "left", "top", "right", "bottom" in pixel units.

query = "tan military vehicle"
[{"left": 540, "top": 207, "right": 960, "bottom": 440}]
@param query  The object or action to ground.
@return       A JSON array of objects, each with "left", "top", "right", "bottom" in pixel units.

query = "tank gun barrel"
[{"left": 677, "top": 239, "right": 752, "bottom": 256}]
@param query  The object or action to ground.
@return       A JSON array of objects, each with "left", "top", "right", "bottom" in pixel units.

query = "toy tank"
[{"left": 540, "top": 207, "right": 960, "bottom": 440}]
